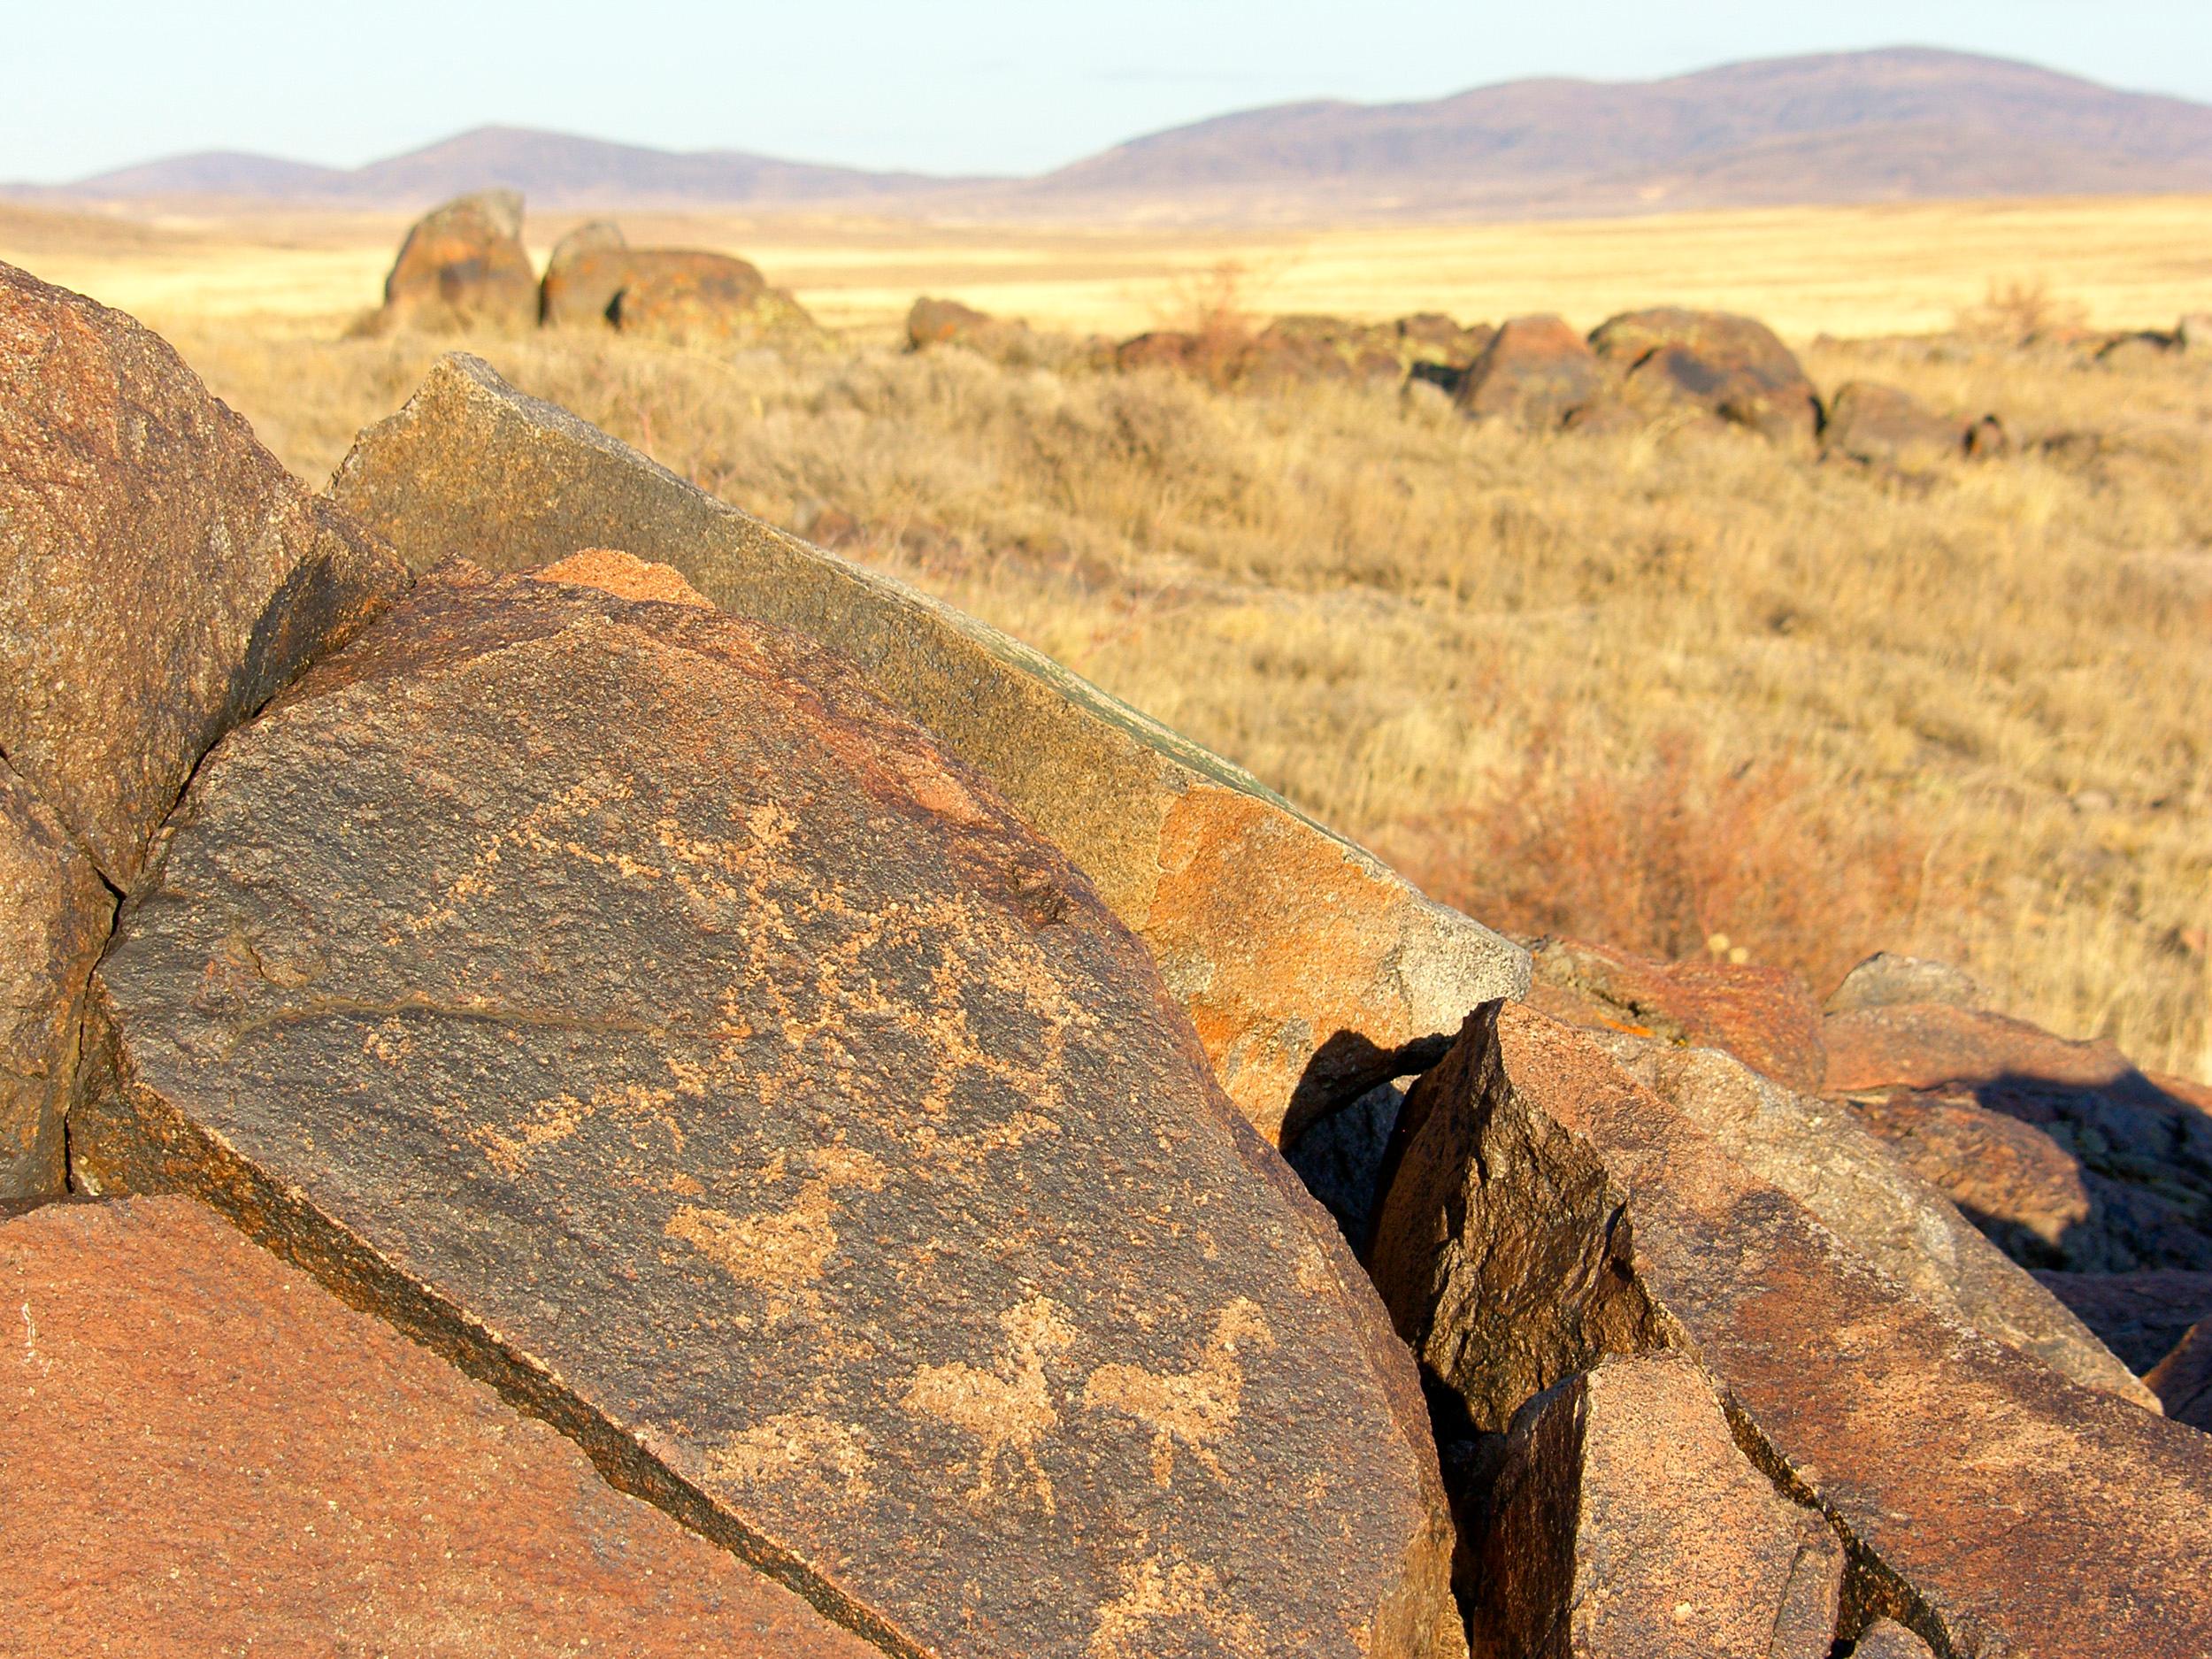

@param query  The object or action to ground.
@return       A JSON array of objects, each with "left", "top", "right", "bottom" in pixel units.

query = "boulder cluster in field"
[
  {"left": 369, "top": 188, "right": 820, "bottom": 347},
  {"left": 3, "top": 243, "right": 2209, "bottom": 1659}
]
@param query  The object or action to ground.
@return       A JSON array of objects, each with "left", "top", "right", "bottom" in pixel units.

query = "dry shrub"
[
  {"left": 1957, "top": 277, "right": 2089, "bottom": 343},
  {"left": 1382, "top": 729, "right": 1930, "bottom": 995},
  {"left": 1151, "top": 258, "right": 1261, "bottom": 387}
]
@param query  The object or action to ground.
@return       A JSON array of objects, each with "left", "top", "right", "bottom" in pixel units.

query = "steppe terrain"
[{"left": 4, "top": 195, "right": 2206, "bottom": 1079}]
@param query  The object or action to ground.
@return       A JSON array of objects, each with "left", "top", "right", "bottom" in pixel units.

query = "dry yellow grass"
[{"left": 5, "top": 200, "right": 2208, "bottom": 1079}]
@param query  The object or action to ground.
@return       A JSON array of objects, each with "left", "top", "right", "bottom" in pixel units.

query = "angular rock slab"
[
  {"left": 0, "top": 1195, "right": 876, "bottom": 1656},
  {"left": 327, "top": 353, "right": 1525, "bottom": 1143},
  {"left": 1526, "top": 935, "right": 1826, "bottom": 1094},
  {"left": 1371, "top": 1002, "right": 2212, "bottom": 1659},
  {"left": 1, "top": 260, "right": 407, "bottom": 889},
  {"left": 73, "top": 566, "right": 1462, "bottom": 1659},
  {"left": 1469, "top": 1354, "right": 1840, "bottom": 1659},
  {"left": 1593, "top": 1033, "right": 2153, "bottom": 1407},
  {"left": 0, "top": 757, "right": 112, "bottom": 1200}
]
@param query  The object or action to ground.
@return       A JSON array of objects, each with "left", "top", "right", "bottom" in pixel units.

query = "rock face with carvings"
[
  {"left": 73, "top": 562, "right": 1463, "bottom": 1659},
  {"left": 327, "top": 353, "right": 1528, "bottom": 1146}
]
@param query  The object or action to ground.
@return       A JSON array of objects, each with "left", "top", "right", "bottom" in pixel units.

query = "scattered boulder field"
[
  {"left": 364, "top": 189, "right": 2204, "bottom": 477},
  {"left": 4, "top": 242, "right": 2211, "bottom": 1656}
]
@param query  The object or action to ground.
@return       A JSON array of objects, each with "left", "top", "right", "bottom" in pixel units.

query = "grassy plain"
[{"left": 4, "top": 196, "right": 2208, "bottom": 1079}]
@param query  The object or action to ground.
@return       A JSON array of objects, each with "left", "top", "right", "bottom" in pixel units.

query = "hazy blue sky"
[{"left": 12, "top": 1, "right": 2211, "bottom": 182}]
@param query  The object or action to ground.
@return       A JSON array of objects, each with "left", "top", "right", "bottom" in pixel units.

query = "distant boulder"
[
  {"left": 1822, "top": 380, "right": 1965, "bottom": 470},
  {"left": 904, "top": 296, "right": 1038, "bottom": 364},
  {"left": 1454, "top": 314, "right": 1603, "bottom": 428},
  {"left": 607, "top": 251, "right": 819, "bottom": 349},
  {"left": 2177, "top": 312, "right": 2212, "bottom": 353},
  {"left": 378, "top": 190, "right": 537, "bottom": 336},
  {"left": 2096, "top": 330, "right": 2181, "bottom": 369},
  {"left": 1591, "top": 307, "right": 1822, "bottom": 445},
  {"left": 1395, "top": 312, "right": 1494, "bottom": 368},
  {"left": 537, "top": 220, "right": 630, "bottom": 326},
  {"left": 1963, "top": 412, "right": 2011, "bottom": 459}
]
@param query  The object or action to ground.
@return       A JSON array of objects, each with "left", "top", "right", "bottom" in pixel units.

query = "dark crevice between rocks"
[
  {"left": 73, "top": 1071, "right": 925, "bottom": 1659},
  {"left": 1715, "top": 1390, "right": 1955, "bottom": 1659}
]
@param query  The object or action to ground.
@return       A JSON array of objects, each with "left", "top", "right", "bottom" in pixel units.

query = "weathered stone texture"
[
  {"left": 1468, "top": 1354, "right": 1841, "bottom": 1659},
  {"left": 379, "top": 190, "right": 539, "bottom": 335},
  {"left": 1853, "top": 1620, "right": 1938, "bottom": 1659},
  {"left": 73, "top": 565, "right": 1463, "bottom": 1659},
  {"left": 1594, "top": 1033, "right": 2154, "bottom": 1406},
  {"left": 1, "top": 259, "right": 407, "bottom": 890},
  {"left": 1824, "top": 951, "right": 1985, "bottom": 1015},
  {"left": 1371, "top": 1002, "right": 2212, "bottom": 1659},
  {"left": 1589, "top": 308, "right": 1822, "bottom": 444},
  {"left": 1821, "top": 381, "right": 1964, "bottom": 470},
  {"left": 1454, "top": 315, "right": 1603, "bottom": 427},
  {"left": 326, "top": 354, "right": 1525, "bottom": 1143},
  {"left": 538, "top": 219, "right": 633, "bottom": 326},
  {"left": 1828, "top": 1002, "right": 2212, "bottom": 1273},
  {"left": 0, "top": 1194, "right": 879, "bottom": 1656},
  {"left": 1528, "top": 936, "right": 1826, "bottom": 1094},
  {"left": 0, "top": 758, "right": 111, "bottom": 1202}
]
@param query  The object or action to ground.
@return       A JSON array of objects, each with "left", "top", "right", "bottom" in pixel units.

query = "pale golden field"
[{"left": 5, "top": 197, "right": 2209, "bottom": 1079}]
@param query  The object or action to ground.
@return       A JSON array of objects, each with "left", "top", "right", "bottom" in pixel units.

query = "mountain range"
[{"left": 21, "top": 48, "right": 2212, "bottom": 222}]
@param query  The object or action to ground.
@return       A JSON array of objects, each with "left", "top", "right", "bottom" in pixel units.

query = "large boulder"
[
  {"left": 326, "top": 355, "right": 1526, "bottom": 1144},
  {"left": 1454, "top": 315, "right": 1603, "bottom": 428},
  {"left": 1826, "top": 1002, "right": 2212, "bottom": 1273},
  {"left": 0, "top": 760, "right": 111, "bottom": 1200},
  {"left": 1371, "top": 1002, "right": 2212, "bottom": 1659},
  {"left": 537, "top": 219, "right": 631, "bottom": 325},
  {"left": 1526, "top": 936, "right": 1826, "bottom": 1094},
  {"left": 1, "top": 1195, "right": 876, "bottom": 1655},
  {"left": 610, "top": 251, "right": 819, "bottom": 349},
  {"left": 1824, "top": 950, "right": 1986, "bottom": 1014},
  {"left": 1594, "top": 1033, "right": 2154, "bottom": 1405},
  {"left": 377, "top": 190, "right": 538, "bottom": 336},
  {"left": 1589, "top": 309, "right": 1821, "bottom": 445},
  {"left": 1467, "top": 1353, "right": 1841, "bottom": 1659},
  {"left": 1821, "top": 381, "right": 1965, "bottom": 470},
  {"left": 907, "top": 296, "right": 1037, "bottom": 364},
  {"left": 1, "top": 260, "right": 406, "bottom": 889},
  {"left": 72, "top": 564, "right": 1464, "bottom": 1659}
]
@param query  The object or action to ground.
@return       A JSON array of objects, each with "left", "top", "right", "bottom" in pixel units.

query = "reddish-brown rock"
[
  {"left": 1590, "top": 308, "right": 1822, "bottom": 445},
  {"left": 1, "top": 260, "right": 407, "bottom": 890},
  {"left": 906, "top": 294, "right": 1040, "bottom": 361},
  {"left": 1853, "top": 1620, "right": 1937, "bottom": 1659},
  {"left": 1821, "top": 381, "right": 1963, "bottom": 470},
  {"left": 73, "top": 565, "right": 1464, "bottom": 1659},
  {"left": 536, "top": 219, "right": 631, "bottom": 325},
  {"left": 0, "top": 759, "right": 112, "bottom": 1202},
  {"left": 610, "top": 251, "right": 818, "bottom": 349},
  {"left": 1824, "top": 951, "right": 1985, "bottom": 1015},
  {"left": 1528, "top": 936, "right": 1826, "bottom": 1094},
  {"left": 1454, "top": 315, "right": 1603, "bottom": 427},
  {"left": 1850, "top": 1087, "right": 2093, "bottom": 1263},
  {"left": 1468, "top": 1353, "right": 1841, "bottom": 1659},
  {"left": 1824, "top": 1000, "right": 2133, "bottom": 1094},
  {"left": 378, "top": 190, "right": 539, "bottom": 335},
  {"left": 1371, "top": 1002, "right": 2212, "bottom": 1658},
  {"left": 327, "top": 355, "right": 1525, "bottom": 1144},
  {"left": 0, "top": 1194, "right": 879, "bottom": 1655},
  {"left": 2147, "top": 1318, "right": 2212, "bottom": 1428},
  {"left": 1826, "top": 1002, "right": 2212, "bottom": 1272},
  {"left": 1962, "top": 413, "right": 2010, "bottom": 458},
  {"left": 532, "top": 547, "right": 713, "bottom": 609},
  {"left": 1598, "top": 1034, "right": 2151, "bottom": 1405}
]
